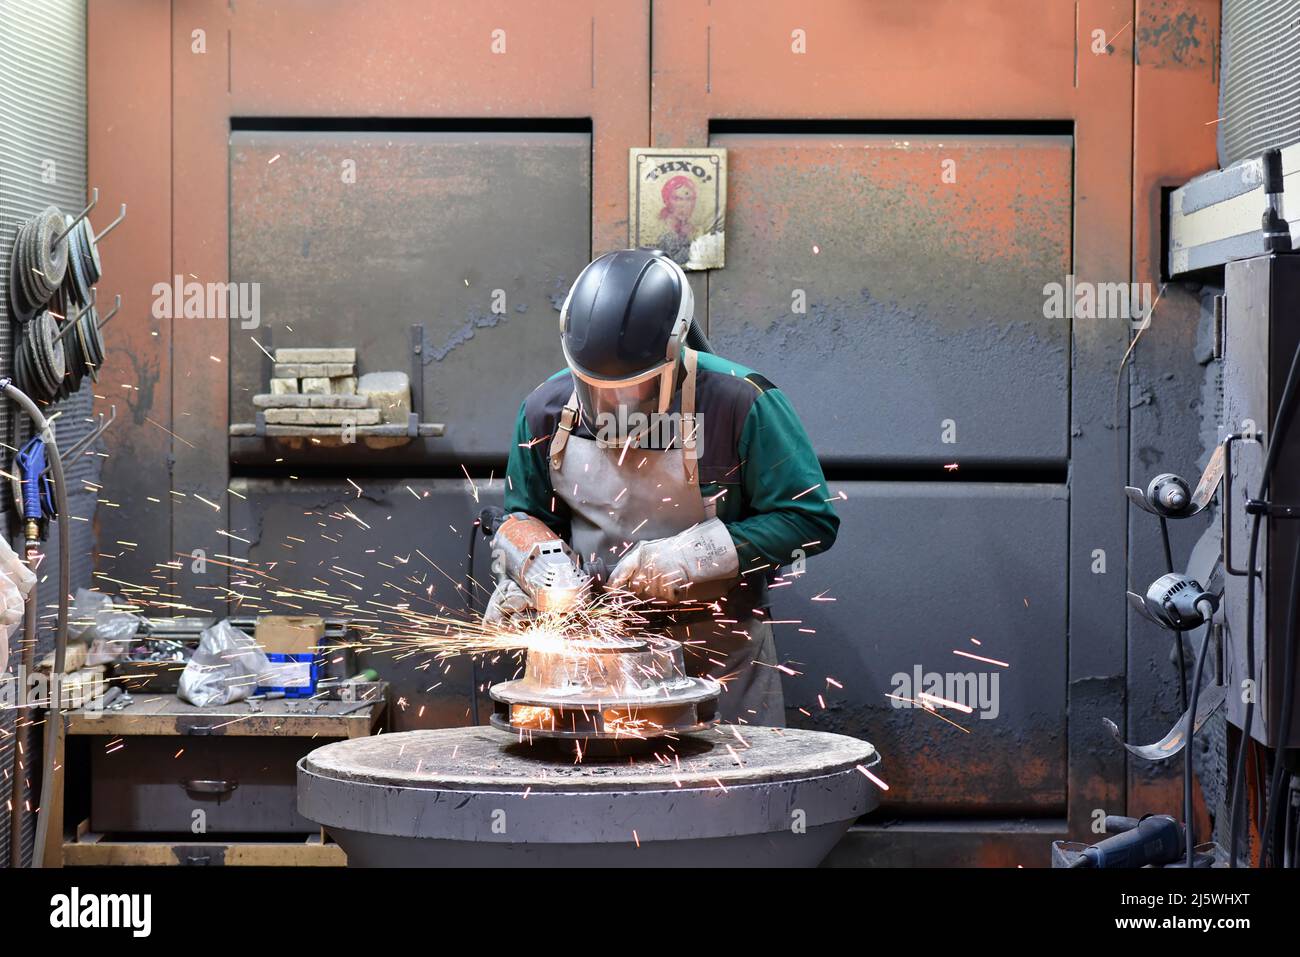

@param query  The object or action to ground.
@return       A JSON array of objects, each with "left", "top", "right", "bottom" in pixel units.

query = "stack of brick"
[{"left": 256, "top": 348, "right": 382, "bottom": 427}]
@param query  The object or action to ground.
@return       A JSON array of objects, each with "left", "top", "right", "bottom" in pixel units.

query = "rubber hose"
[
  {"left": 7, "top": 568, "right": 36, "bottom": 866},
  {"left": 1184, "top": 614, "right": 1214, "bottom": 868}
]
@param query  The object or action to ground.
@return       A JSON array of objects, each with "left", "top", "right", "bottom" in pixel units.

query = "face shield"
[{"left": 569, "top": 360, "right": 678, "bottom": 445}]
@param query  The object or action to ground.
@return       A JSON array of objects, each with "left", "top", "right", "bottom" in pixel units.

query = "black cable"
[
  {"left": 1287, "top": 786, "right": 1296, "bottom": 867},
  {"left": 463, "top": 516, "right": 480, "bottom": 725},
  {"left": 1261, "top": 536, "right": 1300, "bottom": 865},
  {"left": 1184, "top": 609, "right": 1215, "bottom": 868},
  {"left": 1160, "top": 516, "right": 1190, "bottom": 712},
  {"left": 1231, "top": 515, "right": 1263, "bottom": 867},
  {"left": 1230, "top": 329, "right": 1300, "bottom": 866},
  {"left": 1289, "top": 778, "right": 1300, "bottom": 867}
]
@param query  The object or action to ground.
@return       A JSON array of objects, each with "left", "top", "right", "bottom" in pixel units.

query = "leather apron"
[{"left": 547, "top": 348, "right": 785, "bottom": 725}]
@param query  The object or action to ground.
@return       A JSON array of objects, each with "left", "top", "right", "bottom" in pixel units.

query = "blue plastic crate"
[{"left": 258, "top": 652, "right": 320, "bottom": 699}]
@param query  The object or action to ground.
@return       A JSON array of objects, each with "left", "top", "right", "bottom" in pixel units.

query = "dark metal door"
[
  {"left": 229, "top": 129, "right": 591, "bottom": 466},
  {"left": 709, "top": 131, "right": 1074, "bottom": 812}
]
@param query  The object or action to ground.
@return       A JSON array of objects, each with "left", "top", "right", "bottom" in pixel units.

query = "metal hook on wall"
[
  {"left": 92, "top": 203, "right": 127, "bottom": 245},
  {"left": 51, "top": 187, "right": 99, "bottom": 247},
  {"left": 57, "top": 289, "right": 97, "bottom": 342},
  {"left": 59, "top": 405, "right": 117, "bottom": 465},
  {"left": 97, "top": 294, "right": 121, "bottom": 330}
]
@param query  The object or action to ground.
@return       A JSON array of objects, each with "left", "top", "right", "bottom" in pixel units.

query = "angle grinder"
[{"left": 482, "top": 507, "right": 609, "bottom": 615}]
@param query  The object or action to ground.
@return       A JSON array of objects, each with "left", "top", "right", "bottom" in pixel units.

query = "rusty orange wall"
[{"left": 86, "top": 0, "right": 1221, "bottom": 834}]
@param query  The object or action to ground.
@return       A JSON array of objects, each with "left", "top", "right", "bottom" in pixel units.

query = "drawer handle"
[{"left": 181, "top": 779, "right": 238, "bottom": 795}]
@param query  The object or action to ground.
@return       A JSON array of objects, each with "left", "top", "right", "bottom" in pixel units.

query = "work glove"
[
  {"left": 483, "top": 578, "right": 533, "bottom": 627},
  {"left": 0, "top": 536, "right": 36, "bottom": 671},
  {"left": 607, "top": 518, "right": 740, "bottom": 604}
]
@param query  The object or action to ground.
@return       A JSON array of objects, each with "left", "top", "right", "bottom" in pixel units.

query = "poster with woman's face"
[{"left": 629, "top": 148, "right": 726, "bottom": 270}]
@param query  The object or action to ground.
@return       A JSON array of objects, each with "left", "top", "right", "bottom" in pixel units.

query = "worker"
[{"left": 488, "top": 248, "right": 838, "bottom": 725}]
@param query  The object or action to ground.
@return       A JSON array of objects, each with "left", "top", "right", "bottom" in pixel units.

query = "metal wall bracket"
[
  {"left": 410, "top": 323, "right": 425, "bottom": 422},
  {"left": 1223, "top": 433, "right": 1263, "bottom": 577},
  {"left": 1245, "top": 499, "right": 1300, "bottom": 519}
]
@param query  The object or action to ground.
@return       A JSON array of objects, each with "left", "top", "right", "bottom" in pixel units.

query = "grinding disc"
[
  {"left": 75, "top": 315, "right": 93, "bottom": 382},
  {"left": 10, "top": 221, "right": 38, "bottom": 322},
  {"left": 63, "top": 311, "right": 87, "bottom": 393},
  {"left": 8, "top": 226, "right": 27, "bottom": 320},
  {"left": 86, "top": 308, "right": 105, "bottom": 368},
  {"left": 77, "top": 312, "right": 99, "bottom": 382},
  {"left": 34, "top": 206, "right": 68, "bottom": 297},
  {"left": 14, "top": 326, "right": 29, "bottom": 392},
  {"left": 83, "top": 219, "right": 102, "bottom": 284},
  {"left": 26, "top": 312, "right": 60, "bottom": 401},
  {"left": 41, "top": 311, "right": 66, "bottom": 386},
  {"left": 28, "top": 316, "right": 51, "bottom": 399},
  {"left": 16, "top": 320, "right": 37, "bottom": 398},
  {"left": 63, "top": 214, "right": 92, "bottom": 305}
]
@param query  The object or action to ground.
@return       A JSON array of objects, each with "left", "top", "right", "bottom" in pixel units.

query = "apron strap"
[
  {"left": 549, "top": 349, "right": 699, "bottom": 479},
  {"left": 549, "top": 392, "right": 580, "bottom": 471},
  {"left": 681, "top": 347, "right": 698, "bottom": 486}
]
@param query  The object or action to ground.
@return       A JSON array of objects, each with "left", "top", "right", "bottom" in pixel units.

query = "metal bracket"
[
  {"left": 1213, "top": 294, "right": 1226, "bottom": 361},
  {"left": 410, "top": 323, "right": 426, "bottom": 426},
  {"left": 261, "top": 326, "right": 274, "bottom": 394},
  {"left": 1223, "top": 432, "right": 1263, "bottom": 577},
  {"left": 59, "top": 405, "right": 116, "bottom": 464},
  {"left": 255, "top": 411, "right": 267, "bottom": 438},
  {"left": 1245, "top": 499, "right": 1300, "bottom": 519}
]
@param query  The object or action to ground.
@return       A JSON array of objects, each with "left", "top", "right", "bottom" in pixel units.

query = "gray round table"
[{"left": 299, "top": 725, "right": 881, "bottom": 867}]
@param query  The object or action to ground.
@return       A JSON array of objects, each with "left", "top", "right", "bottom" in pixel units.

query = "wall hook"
[
  {"left": 51, "top": 187, "right": 99, "bottom": 247},
  {"left": 93, "top": 203, "right": 127, "bottom": 245}
]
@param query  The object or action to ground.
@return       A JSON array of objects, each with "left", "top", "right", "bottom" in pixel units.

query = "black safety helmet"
[{"left": 559, "top": 249, "right": 694, "bottom": 432}]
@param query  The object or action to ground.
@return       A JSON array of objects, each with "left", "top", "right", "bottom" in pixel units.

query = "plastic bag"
[
  {"left": 71, "top": 588, "right": 142, "bottom": 666},
  {"left": 177, "top": 620, "right": 270, "bottom": 707}
]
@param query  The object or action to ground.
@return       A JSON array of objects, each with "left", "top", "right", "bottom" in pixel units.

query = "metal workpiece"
[
  {"left": 489, "top": 634, "right": 721, "bottom": 740},
  {"left": 298, "top": 726, "right": 880, "bottom": 867}
]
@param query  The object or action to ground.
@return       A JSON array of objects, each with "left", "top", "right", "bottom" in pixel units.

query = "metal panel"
[
  {"left": 1219, "top": 0, "right": 1300, "bottom": 168},
  {"left": 1222, "top": 255, "right": 1300, "bottom": 747},
  {"left": 87, "top": 0, "right": 175, "bottom": 629},
  {"left": 228, "top": 130, "right": 590, "bottom": 467},
  {"left": 1128, "top": 1, "right": 1223, "bottom": 822},
  {"left": 0, "top": 0, "right": 90, "bottom": 868},
  {"left": 774, "top": 481, "right": 1069, "bottom": 813},
  {"left": 226, "top": 477, "right": 509, "bottom": 731},
  {"left": 657, "top": 0, "right": 1134, "bottom": 838},
  {"left": 708, "top": 133, "right": 1072, "bottom": 468},
  {"left": 91, "top": 736, "right": 317, "bottom": 833}
]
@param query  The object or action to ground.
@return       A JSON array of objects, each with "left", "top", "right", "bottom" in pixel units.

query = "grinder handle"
[{"left": 478, "top": 506, "right": 507, "bottom": 538}]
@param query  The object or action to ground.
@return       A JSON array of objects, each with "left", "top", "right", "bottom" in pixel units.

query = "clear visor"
[{"left": 574, "top": 364, "right": 675, "bottom": 444}]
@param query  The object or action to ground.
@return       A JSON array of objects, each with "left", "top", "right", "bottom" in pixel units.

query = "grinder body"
[{"left": 491, "top": 512, "right": 596, "bottom": 614}]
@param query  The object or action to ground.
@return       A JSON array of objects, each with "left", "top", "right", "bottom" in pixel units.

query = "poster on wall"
[{"left": 628, "top": 148, "right": 726, "bottom": 270}]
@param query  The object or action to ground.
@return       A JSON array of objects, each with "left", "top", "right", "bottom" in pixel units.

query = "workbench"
[
  {"left": 51, "top": 692, "right": 385, "bottom": 867},
  {"left": 299, "top": 725, "right": 881, "bottom": 867}
]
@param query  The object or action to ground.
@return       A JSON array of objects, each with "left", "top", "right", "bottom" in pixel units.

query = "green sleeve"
[
  {"left": 727, "top": 388, "right": 840, "bottom": 573},
  {"left": 503, "top": 400, "right": 570, "bottom": 538}
]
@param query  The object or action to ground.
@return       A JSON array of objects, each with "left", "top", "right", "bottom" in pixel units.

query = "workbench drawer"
[{"left": 91, "top": 736, "right": 318, "bottom": 834}]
